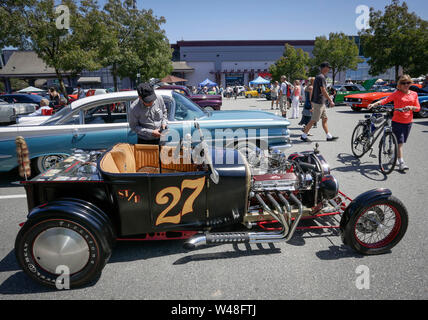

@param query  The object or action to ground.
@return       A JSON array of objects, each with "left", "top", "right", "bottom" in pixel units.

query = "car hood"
[
  {"left": 345, "top": 92, "right": 393, "bottom": 99},
  {"left": 198, "top": 110, "right": 290, "bottom": 126}
]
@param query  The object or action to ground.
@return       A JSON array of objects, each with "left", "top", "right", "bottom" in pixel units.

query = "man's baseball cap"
[
  {"left": 137, "top": 83, "right": 156, "bottom": 103},
  {"left": 320, "top": 62, "right": 332, "bottom": 69}
]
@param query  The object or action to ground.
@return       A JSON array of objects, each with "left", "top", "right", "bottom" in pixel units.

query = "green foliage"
[
  {"left": 360, "top": 0, "right": 428, "bottom": 80},
  {"left": 102, "top": 0, "right": 173, "bottom": 90},
  {"left": 311, "top": 33, "right": 362, "bottom": 84},
  {"left": 1, "top": 0, "right": 172, "bottom": 94},
  {"left": 269, "top": 44, "right": 309, "bottom": 83},
  {"left": 1, "top": 0, "right": 103, "bottom": 97}
]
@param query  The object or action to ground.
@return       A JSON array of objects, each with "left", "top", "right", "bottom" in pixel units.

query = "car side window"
[
  {"left": 60, "top": 113, "right": 80, "bottom": 125},
  {"left": 83, "top": 101, "right": 129, "bottom": 124},
  {"left": 2, "top": 96, "right": 13, "bottom": 103},
  {"left": 161, "top": 96, "right": 175, "bottom": 121},
  {"left": 58, "top": 100, "right": 129, "bottom": 125}
]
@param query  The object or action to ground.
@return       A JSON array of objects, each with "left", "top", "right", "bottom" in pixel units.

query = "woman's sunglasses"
[{"left": 399, "top": 82, "right": 412, "bottom": 85}]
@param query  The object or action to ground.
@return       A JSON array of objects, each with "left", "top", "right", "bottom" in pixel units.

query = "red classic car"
[
  {"left": 157, "top": 85, "right": 222, "bottom": 111},
  {"left": 344, "top": 88, "right": 395, "bottom": 111}
]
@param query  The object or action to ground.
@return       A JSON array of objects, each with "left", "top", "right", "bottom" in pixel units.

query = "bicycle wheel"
[
  {"left": 378, "top": 131, "right": 398, "bottom": 174},
  {"left": 351, "top": 123, "right": 371, "bottom": 158}
]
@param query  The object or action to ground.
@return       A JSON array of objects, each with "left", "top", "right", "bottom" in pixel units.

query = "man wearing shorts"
[
  {"left": 300, "top": 62, "right": 338, "bottom": 142},
  {"left": 279, "top": 75, "right": 288, "bottom": 117}
]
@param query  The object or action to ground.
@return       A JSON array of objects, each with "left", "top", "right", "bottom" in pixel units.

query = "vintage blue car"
[{"left": 0, "top": 90, "right": 291, "bottom": 174}]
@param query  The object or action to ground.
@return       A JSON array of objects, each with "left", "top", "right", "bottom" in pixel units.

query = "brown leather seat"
[{"left": 100, "top": 143, "right": 199, "bottom": 174}]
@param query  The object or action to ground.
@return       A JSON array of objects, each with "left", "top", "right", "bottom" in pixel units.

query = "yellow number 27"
[{"left": 155, "top": 177, "right": 206, "bottom": 226}]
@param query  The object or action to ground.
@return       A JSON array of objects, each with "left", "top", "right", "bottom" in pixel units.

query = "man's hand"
[
  {"left": 152, "top": 129, "right": 161, "bottom": 138},
  {"left": 329, "top": 100, "right": 335, "bottom": 107}
]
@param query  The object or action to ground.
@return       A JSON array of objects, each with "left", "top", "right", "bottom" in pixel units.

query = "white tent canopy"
[
  {"left": 249, "top": 76, "right": 270, "bottom": 85},
  {"left": 17, "top": 86, "right": 46, "bottom": 93}
]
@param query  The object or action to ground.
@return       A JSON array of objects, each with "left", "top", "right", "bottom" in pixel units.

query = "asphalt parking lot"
[{"left": 0, "top": 96, "right": 427, "bottom": 300}]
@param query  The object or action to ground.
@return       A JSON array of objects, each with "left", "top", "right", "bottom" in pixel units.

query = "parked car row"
[{"left": 0, "top": 89, "right": 290, "bottom": 175}]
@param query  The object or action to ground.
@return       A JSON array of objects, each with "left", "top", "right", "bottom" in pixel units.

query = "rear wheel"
[
  {"left": 204, "top": 106, "right": 214, "bottom": 111},
  {"left": 246, "top": 94, "right": 252, "bottom": 99},
  {"left": 351, "top": 123, "right": 371, "bottom": 158},
  {"left": 378, "top": 132, "right": 398, "bottom": 175},
  {"left": 342, "top": 196, "right": 408, "bottom": 255}
]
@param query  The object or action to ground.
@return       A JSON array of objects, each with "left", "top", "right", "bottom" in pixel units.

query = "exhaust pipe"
[{"left": 184, "top": 192, "right": 303, "bottom": 250}]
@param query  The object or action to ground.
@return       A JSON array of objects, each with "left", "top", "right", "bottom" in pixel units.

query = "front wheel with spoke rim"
[
  {"left": 343, "top": 196, "right": 408, "bottom": 255},
  {"left": 351, "top": 123, "right": 371, "bottom": 158},
  {"left": 378, "top": 132, "right": 398, "bottom": 175},
  {"left": 34, "top": 154, "right": 67, "bottom": 175}
]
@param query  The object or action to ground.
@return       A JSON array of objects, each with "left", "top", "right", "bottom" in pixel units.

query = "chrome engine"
[{"left": 184, "top": 147, "right": 339, "bottom": 250}]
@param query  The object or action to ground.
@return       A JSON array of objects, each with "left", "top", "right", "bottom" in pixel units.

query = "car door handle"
[{"left": 73, "top": 129, "right": 79, "bottom": 138}]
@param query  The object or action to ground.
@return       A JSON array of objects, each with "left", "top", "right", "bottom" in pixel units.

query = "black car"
[{"left": 1, "top": 94, "right": 44, "bottom": 105}]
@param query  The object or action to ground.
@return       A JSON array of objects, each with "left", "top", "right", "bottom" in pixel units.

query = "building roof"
[
  {"left": 172, "top": 40, "right": 315, "bottom": 48},
  {"left": 0, "top": 51, "right": 72, "bottom": 78}
]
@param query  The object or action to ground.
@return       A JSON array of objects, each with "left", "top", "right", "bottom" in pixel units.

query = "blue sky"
[{"left": 97, "top": 0, "right": 428, "bottom": 44}]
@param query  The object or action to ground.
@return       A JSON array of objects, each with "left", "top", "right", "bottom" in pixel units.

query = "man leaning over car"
[{"left": 129, "top": 83, "right": 168, "bottom": 145}]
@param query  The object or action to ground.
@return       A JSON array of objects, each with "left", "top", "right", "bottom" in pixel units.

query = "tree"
[
  {"left": 360, "top": 0, "right": 428, "bottom": 81},
  {"left": 0, "top": 1, "right": 28, "bottom": 49},
  {"left": 102, "top": 0, "right": 173, "bottom": 91},
  {"left": 1, "top": 0, "right": 104, "bottom": 99},
  {"left": 269, "top": 44, "right": 309, "bottom": 83},
  {"left": 311, "top": 33, "right": 362, "bottom": 84}
]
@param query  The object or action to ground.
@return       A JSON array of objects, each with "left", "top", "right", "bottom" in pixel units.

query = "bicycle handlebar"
[{"left": 371, "top": 105, "right": 415, "bottom": 113}]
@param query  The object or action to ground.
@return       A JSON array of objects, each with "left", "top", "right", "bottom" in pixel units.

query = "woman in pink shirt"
[{"left": 368, "top": 75, "right": 420, "bottom": 172}]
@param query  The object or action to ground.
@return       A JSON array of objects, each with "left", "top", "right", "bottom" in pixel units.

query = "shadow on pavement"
[
  {"left": 0, "top": 249, "right": 101, "bottom": 295},
  {"left": 332, "top": 153, "right": 387, "bottom": 182}
]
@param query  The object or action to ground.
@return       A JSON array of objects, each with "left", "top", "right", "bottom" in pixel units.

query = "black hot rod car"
[{"left": 15, "top": 135, "right": 408, "bottom": 288}]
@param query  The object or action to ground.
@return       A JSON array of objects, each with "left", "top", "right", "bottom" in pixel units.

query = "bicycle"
[{"left": 351, "top": 105, "right": 407, "bottom": 175}]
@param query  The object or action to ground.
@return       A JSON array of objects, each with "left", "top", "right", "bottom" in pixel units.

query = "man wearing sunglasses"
[{"left": 368, "top": 74, "right": 420, "bottom": 172}]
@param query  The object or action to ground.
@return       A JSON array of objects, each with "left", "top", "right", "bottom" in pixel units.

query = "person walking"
[
  {"left": 368, "top": 74, "right": 420, "bottom": 172},
  {"left": 279, "top": 75, "right": 288, "bottom": 117},
  {"left": 270, "top": 81, "right": 279, "bottom": 110},
  {"left": 290, "top": 80, "right": 301, "bottom": 119},
  {"left": 300, "top": 62, "right": 338, "bottom": 142},
  {"left": 129, "top": 83, "right": 168, "bottom": 145},
  {"left": 299, "top": 77, "right": 314, "bottom": 130}
]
